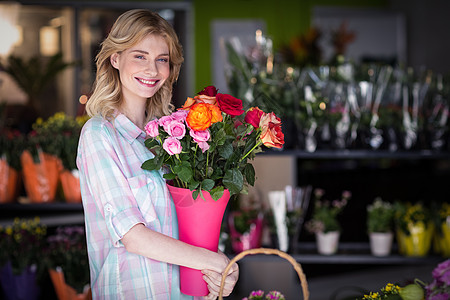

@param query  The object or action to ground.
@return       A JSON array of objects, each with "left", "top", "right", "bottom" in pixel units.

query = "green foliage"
[{"left": 366, "top": 197, "right": 395, "bottom": 233}]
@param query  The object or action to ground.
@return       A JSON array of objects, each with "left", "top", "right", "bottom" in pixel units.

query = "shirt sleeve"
[{"left": 77, "top": 121, "right": 146, "bottom": 247}]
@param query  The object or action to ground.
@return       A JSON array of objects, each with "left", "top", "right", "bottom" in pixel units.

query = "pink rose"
[
  {"left": 144, "top": 119, "right": 159, "bottom": 138},
  {"left": 171, "top": 110, "right": 188, "bottom": 122},
  {"left": 158, "top": 115, "right": 173, "bottom": 132},
  {"left": 189, "top": 129, "right": 210, "bottom": 142},
  {"left": 197, "top": 141, "right": 210, "bottom": 153},
  {"left": 167, "top": 120, "right": 186, "bottom": 139},
  {"left": 163, "top": 137, "right": 182, "bottom": 155}
]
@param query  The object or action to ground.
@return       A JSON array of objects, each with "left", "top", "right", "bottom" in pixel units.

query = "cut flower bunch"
[{"left": 142, "top": 85, "right": 285, "bottom": 200}]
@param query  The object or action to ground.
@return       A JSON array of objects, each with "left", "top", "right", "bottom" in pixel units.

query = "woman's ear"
[{"left": 110, "top": 53, "right": 120, "bottom": 69}]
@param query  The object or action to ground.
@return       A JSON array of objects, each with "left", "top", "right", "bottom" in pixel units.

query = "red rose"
[
  {"left": 259, "top": 112, "right": 284, "bottom": 149},
  {"left": 198, "top": 85, "right": 218, "bottom": 97},
  {"left": 216, "top": 93, "right": 244, "bottom": 117},
  {"left": 244, "top": 107, "right": 264, "bottom": 128}
]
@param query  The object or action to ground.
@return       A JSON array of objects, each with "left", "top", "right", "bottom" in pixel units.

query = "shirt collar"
[{"left": 115, "top": 113, "right": 146, "bottom": 143}]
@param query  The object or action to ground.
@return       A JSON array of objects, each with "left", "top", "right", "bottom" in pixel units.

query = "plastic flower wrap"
[{"left": 142, "top": 85, "right": 284, "bottom": 200}]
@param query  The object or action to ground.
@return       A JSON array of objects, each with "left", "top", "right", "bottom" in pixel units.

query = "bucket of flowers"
[
  {"left": 0, "top": 129, "right": 25, "bottom": 203},
  {"left": 141, "top": 85, "right": 284, "bottom": 296}
]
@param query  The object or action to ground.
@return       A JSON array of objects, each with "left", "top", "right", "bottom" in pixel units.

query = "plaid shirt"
[{"left": 77, "top": 114, "right": 192, "bottom": 300}]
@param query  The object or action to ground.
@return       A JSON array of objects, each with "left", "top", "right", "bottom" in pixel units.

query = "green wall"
[{"left": 193, "top": 0, "right": 387, "bottom": 92}]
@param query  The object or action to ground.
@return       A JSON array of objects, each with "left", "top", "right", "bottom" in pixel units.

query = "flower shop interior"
[{"left": 1, "top": 0, "right": 450, "bottom": 299}]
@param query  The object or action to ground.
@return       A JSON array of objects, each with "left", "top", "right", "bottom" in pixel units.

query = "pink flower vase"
[
  {"left": 228, "top": 212, "right": 263, "bottom": 253},
  {"left": 166, "top": 184, "right": 230, "bottom": 297}
]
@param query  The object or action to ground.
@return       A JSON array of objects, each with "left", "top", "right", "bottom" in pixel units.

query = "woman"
[{"left": 77, "top": 9, "right": 238, "bottom": 299}]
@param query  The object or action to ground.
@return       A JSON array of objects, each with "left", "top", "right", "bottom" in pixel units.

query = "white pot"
[
  {"left": 316, "top": 231, "right": 340, "bottom": 255},
  {"left": 369, "top": 232, "right": 393, "bottom": 257}
]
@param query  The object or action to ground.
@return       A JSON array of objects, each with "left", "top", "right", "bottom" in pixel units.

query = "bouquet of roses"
[{"left": 142, "top": 85, "right": 284, "bottom": 200}]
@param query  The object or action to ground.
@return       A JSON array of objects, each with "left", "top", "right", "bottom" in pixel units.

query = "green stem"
[{"left": 240, "top": 139, "right": 262, "bottom": 162}]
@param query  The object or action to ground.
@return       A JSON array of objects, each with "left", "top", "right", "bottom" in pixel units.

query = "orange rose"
[
  {"left": 259, "top": 112, "right": 284, "bottom": 149},
  {"left": 186, "top": 103, "right": 212, "bottom": 130},
  {"left": 208, "top": 104, "right": 223, "bottom": 124},
  {"left": 179, "top": 97, "right": 196, "bottom": 110}
]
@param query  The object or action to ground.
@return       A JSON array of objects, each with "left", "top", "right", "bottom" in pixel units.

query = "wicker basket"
[{"left": 218, "top": 248, "right": 310, "bottom": 300}]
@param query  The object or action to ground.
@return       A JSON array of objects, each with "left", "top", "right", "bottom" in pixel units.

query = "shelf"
[
  {"left": 238, "top": 243, "right": 445, "bottom": 265},
  {"left": 262, "top": 149, "right": 450, "bottom": 160},
  {"left": 0, "top": 202, "right": 83, "bottom": 211}
]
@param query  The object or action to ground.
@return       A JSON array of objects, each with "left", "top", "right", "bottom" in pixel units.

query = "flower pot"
[
  {"left": 396, "top": 222, "right": 434, "bottom": 257},
  {"left": 0, "top": 262, "right": 40, "bottom": 300},
  {"left": 49, "top": 268, "right": 91, "bottom": 300},
  {"left": 316, "top": 231, "right": 340, "bottom": 255},
  {"left": 167, "top": 184, "right": 230, "bottom": 297},
  {"left": 369, "top": 232, "right": 393, "bottom": 257},
  {"left": 59, "top": 169, "right": 81, "bottom": 203},
  {"left": 433, "top": 221, "right": 450, "bottom": 257},
  {"left": 20, "top": 150, "right": 61, "bottom": 203},
  {"left": 228, "top": 212, "right": 263, "bottom": 253},
  {"left": 0, "top": 159, "right": 19, "bottom": 203}
]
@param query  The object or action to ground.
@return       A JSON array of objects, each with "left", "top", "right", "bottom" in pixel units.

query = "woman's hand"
[{"left": 201, "top": 251, "right": 239, "bottom": 299}]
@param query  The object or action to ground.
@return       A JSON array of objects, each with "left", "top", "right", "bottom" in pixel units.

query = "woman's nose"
[{"left": 145, "top": 61, "right": 158, "bottom": 76}]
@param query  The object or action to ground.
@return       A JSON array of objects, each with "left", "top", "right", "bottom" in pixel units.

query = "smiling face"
[{"left": 110, "top": 33, "right": 170, "bottom": 105}]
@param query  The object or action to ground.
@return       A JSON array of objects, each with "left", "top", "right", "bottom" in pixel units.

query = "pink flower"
[
  {"left": 171, "top": 110, "right": 188, "bottom": 122},
  {"left": 144, "top": 119, "right": 159, "bottom": 138},
  {"left": 163, "top": 137, "right": 182, "bottom": 155},
  {"left": 158, "top": 115, "right": 173, "bottom": 132},
  {"left": 190, "top": 129, "right": 210, "bottom": 142},
  {"left": 167, "top": 120, "right": 186, "bottom": 139},
  {"left": 197, "top": 141, "right": 210, "bottom": 153}
]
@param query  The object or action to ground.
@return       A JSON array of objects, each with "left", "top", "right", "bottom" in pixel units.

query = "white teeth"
[{"left": 139, "top": 79, "right": 156, "bottom": 85}]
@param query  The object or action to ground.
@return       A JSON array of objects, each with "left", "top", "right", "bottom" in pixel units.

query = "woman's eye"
[
  {"left": 135, "top": 55, "right": 145, "bottom": 60},
  {"left": 158, "top": 58, "right": 169, "bottom": 63}
]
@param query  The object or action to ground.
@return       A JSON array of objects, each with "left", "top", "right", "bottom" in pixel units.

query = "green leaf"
[
  {"left": 141, "top": 159, "right": 159, "bottom": 171},
  {"left": 223, "top": 169, "right": 243, "bottom": 195},
  {"left": 163, "top": 173, "right": 176, "bottom": 180},
  {"left": 144, "top": 139, "right": 160, "bottom": 148},
  {"left": 210, "top": 186, "right": 225, "bottom": 201},
  {"left": 192, "top": 189, "right": 200, "bottom": 200},
  {"left": 218, "top": 142, "right": 233, "bottom": 159},
  {"left": 177, "top": 164, "right": 193, "bottom": 183},
  {"left": 243, "top": 163, "right": 256, "bottom": 186},
  {"left": 201, "top": 179, "right": 215, "bottom": 191}
]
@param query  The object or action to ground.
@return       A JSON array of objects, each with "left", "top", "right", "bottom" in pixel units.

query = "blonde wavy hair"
[{"left": 86, "top": 9, "right": 184, "bottom": 122}]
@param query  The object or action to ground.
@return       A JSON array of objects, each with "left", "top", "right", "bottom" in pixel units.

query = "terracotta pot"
[
  {"left": 59, "top": 169, "right": 81, "bottom": 203},
  {"left": 49, "top": 269, "right": 91, "bottom": 300},
  {"left": 20, "top": 150, "right": 62, "bottom": 203},
  {"left": 0, "top": 159, "right": 19, "bottom": 203}
]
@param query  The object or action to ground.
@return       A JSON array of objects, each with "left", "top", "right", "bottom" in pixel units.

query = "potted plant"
[
  {"left": 431, "top": 201, "right": 450, "bottom": 257},
  {"left": 21, "top": 112, "right": 89, "bottom": 203},
  {"left": 366, "top": 197, "right": 395, "bottom": 256},
  {"left": 305, "top": 188, "right": 351, "bottom": 255},
  {"left": 0, "top": 217, "right": 47, "bottom": 300},
  {"left": 0, "top": 129, "right": 24, "bottom": 203},
  {"left": 394, "top": 201, "right": 434, "bottom": 257},
  {"left": 43, "top": 226, "right": 91, "bottom": 300}
]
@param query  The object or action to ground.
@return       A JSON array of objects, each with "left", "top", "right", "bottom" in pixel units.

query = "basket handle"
[{"left": 218, "top": 248, "right": 310, "bottom": 300}]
